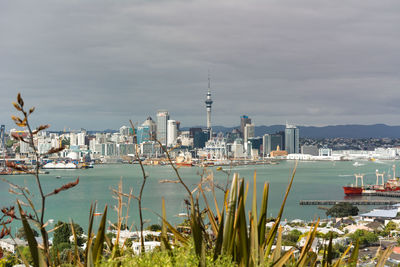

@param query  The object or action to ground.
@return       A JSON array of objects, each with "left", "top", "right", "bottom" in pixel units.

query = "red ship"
[
  {"left": 343, "top": 173, "right": 364, "bottom": 195},
  {"left": 343, "top": 165, "right": 400, "bottom": 195}
]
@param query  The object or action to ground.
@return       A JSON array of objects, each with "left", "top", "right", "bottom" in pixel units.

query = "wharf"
[{"left": 299, "top": 200, "right": 400, "bottom": 205}]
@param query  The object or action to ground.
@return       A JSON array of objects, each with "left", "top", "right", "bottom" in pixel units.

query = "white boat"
[
  {"left": 353, "top": 162, "right": 364, "bottom": 167},
  {"left": 43, "top": 162, "right": 77, "bottom": 169}
]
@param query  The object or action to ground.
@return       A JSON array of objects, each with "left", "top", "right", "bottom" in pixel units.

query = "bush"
[{"left": 350, "top": 230, "right": 378, "bottom": 246}]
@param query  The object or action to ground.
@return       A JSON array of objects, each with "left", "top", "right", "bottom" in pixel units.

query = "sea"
[{"left": 0, "top": 160, "right": 397, "bottom": 231}]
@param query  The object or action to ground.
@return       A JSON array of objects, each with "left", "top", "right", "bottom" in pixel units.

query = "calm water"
[{"left": 0, "top": 160, "right": 397, "bottom": 230}]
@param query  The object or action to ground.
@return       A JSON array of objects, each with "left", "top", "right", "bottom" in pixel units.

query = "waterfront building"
[
  {"left": 199, "top": 135, "right": 228, "bottom": 160},
  {"left": 101, "top": 143, "right": 117, "bottom": 156},
  {"left": 319, "top": 147, "right": 332, "bottom": 157},
  {"left": 167, "top": 120, "right": 177, "bottom": 147},
  {"left": 248, "top": 136, "right": 262, "bottom": 156},
  {"left": 117, "top": 143, "right": 135, "bottom": 156},
  {"left": 301, "top": 145, "right": 319, "bottom": 156},
  {"left": 270, "top": 145, "right": 288, "bottom": 157},
  {"left": 177, "top": 131, "right": 192, "bottom": 147},
  {"left": 262, "top": 133, "right": 284, "bottom": 157},
  {"left": 285, "top": 124, "right": 299, "bottom": 154},
  {"left": 231, "top": 138, "right": 245, "bottom": 158},
  {"left": 140, "top": 141, "right": 160, "bottom": 158},
  {"left": 240, "top": 115, "right": 251, "bottom": 138},
  {"left": 156, "top": 110, "right": 169, "bottom": 146},
  {"left": 205, "top": 77, "right": 213, "bottom": 138},
  {"left": 193, "top": 130, "right": 208, "bottom": 149}
]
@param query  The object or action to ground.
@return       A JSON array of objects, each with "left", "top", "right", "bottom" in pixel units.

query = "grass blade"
[
  {"left": 92, "top": 205, "right": 107, "bottom": 264},
  {"left": 258, "top": 182, "right": 269, "bottom": 247},
  {"left": 265, "top": 161, "right": 298, "bottom": 256},
  {"left": 17, "top": 202, "right": 43, "bottom": 267},
  {"left": 348, "top": 238, "right": 359, "bottom": 266}
]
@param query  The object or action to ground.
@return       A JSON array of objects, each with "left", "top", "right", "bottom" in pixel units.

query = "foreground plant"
[{"left": 1, "top": 93, "right": 80, "bottom": 266}]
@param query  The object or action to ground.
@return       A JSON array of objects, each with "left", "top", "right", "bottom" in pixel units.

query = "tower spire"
[{"left": 205, "top": 73, "right": 213, "bottom": 139}]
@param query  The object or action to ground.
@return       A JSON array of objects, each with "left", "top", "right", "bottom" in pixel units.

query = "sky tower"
[{"left": 205, "top": 75, "right": 213, "bottom": 137}]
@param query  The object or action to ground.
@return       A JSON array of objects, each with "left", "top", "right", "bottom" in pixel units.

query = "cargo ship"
[{"left": 343, "top": 165, "right": 400, "bottom": 195}]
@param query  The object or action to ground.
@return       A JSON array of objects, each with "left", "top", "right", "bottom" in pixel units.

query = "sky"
[{"left": 1, "top": 0, "right": 400, "bottom": 131}]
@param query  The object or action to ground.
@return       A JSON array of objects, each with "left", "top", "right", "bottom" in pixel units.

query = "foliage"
[
  {"left": 99, "top": 242, "right": 237, "bottom": 267},
  {"left": 16, "top": 226, "right": 39, "bottom": 241},
  {"left": 350, "top": 230, "right": 379, "bottom": 246},
  {"left": 147, "top": 224, "right": 162, "bottom": 231},
  {"left": 326, "top": 203, "right": 359, "bottom": 218},
  {"left": 282, "top": 229, "right": 302, "bottom": 246},
  {"left": 53, "top": 221, "right": 84, "bottom": 247}
]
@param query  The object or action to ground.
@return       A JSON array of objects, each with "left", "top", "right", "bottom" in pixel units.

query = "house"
[{"left": 0, "top": 238, "right": 27, "bottom": 253}]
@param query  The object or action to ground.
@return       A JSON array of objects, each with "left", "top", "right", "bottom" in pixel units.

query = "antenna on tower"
[{"left": 208, "top": 69, "right": 210, "bottom": 89}]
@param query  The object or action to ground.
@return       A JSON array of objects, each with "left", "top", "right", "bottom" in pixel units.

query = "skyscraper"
[
  {"left": 167, "top": 120, "right": 177, "bottom": 147},
  {"left": 156, "top": 110, "right": 169, "bottom": 146},
  {"left": 285, "top": 124, "right": 299, "bottom": 154},
  {"left": 243, "top": 123, "right": 255, "bottom": 143},
  {"left": 205, "top": 76, "right": 213, "bottom": 138},
  {"left": 240, "top": 115, "right": 251, "bottom": 138}
]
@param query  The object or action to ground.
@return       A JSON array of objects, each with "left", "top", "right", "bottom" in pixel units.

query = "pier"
[{"left": 299, "top": 199, "right": 400, "bottom": 205}]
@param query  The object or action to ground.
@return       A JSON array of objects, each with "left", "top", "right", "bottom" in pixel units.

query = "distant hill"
[{"left": 182, "top": 124, "right": 400, "bottom": 138}]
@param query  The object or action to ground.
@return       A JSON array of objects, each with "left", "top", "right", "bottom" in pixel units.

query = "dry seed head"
[
  {"left": 12, "top": 102, "right": 22, "bottom": 111},
  {"left": 29, "top": 107, "right": 35, "bottom": 114},
  {"left": 17, "top": 93, "right": 24, "bottom": 107}
]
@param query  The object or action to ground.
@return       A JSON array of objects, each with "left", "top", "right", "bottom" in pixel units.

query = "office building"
[
  {"left": 285, "top": 124, "right": 300, "bottom": 154},
  {"left": 156, "top": 110, "right": 169, "bottom": 146},
  {"left": 240, "top": 115, "right": 251, "bottom": 137},
  {"left": 243, "top": 123, "right": 255, "bottom": 143},
  {"left": 167, "top": 120, "right": 177, "bottom": 147},
  {"left": 263, "top": 133, "right": 283, "bottom": 157}
]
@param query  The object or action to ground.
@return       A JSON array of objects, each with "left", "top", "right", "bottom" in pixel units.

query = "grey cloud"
[{"left": 1, "top": 0, "right": 400, "bottom": 130}]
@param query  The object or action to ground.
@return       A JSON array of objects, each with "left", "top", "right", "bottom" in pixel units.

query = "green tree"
[
  {"left": 53, "top": 221, "right": 84, "bottom": 247},
  {"left": 147, "top": 224, "right": 162, "bottom": 231},
  {"left": 326, "top": 203, "right": 359, "bottom": 218},
  {"left": 350, "top": 229, "right": 378, "bottom": 246}
]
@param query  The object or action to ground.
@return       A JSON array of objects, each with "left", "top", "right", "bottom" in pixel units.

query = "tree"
[
  {"left": 16, "top": 227, "right": 39, "bottom": 241},
  {"left": 147, "top": 224, "right": 162, "bottom": 231},
  {"left": 53, "top": 221, "right": 84, "bottom": 247},
  {"left": 350, "top": 229, "right": 378, "bottom": 246},
  {"left": 326, "top": 203, "right": 359, "bottom": 218}
]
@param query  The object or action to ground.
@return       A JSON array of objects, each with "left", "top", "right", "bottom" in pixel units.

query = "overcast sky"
[{"left": 1, "top": 0, "right": 400, "bottom": 131}]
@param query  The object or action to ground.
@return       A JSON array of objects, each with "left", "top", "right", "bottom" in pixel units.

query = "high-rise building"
[
  {"left": 240, "top": 115, "right": 251, "bottom": 138},
  {"left": 243, "top": 123, "right": 255, "bottom": 143},
  {"left": 167, "top": 120, "right": 177, "bottom": 147},
  {"left": 141, "top": 117, "right": 157, "bottom": 140},
  {"left": 205, "top": 77, "right": 213, "bottom": 138},
  {"left": 285, "top": 124, "right": 299, "bottom": 154},
  {"left": 156, "top": 110, "right": 169, "bottom": 146},
  {"left": 137, "top": 126, "right": 150, "bottom": 144},
  {"left": 263, "top": 133, "right": 283, "bottom": 156}
]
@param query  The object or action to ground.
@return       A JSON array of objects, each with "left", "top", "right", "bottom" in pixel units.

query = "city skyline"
[{"left": 1, "top": 1, "right": 400, "bottom": 130}]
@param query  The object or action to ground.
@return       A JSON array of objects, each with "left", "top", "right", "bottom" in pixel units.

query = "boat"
[
  {"left": 352, "top": 161, "right": 364, "bottom": 167},
  {"left": 175, "top": 152, "right": 193, "bottom": 167},
  {"left": 343, "top": 165, "right": 400, "bottom": 195},
  {"left": 56, "top": 176, "right": 61, "bottom": 179},
  {"left": 42, "top": 162, "right": 77, "bottom": 169},
  {"left": 343, "top": 173, "right": 364, "bottom": 195}
]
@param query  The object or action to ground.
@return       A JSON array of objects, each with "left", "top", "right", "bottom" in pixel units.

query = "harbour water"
[{"left": 0, "top": 160, "right": 397, "bottom": 230}]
